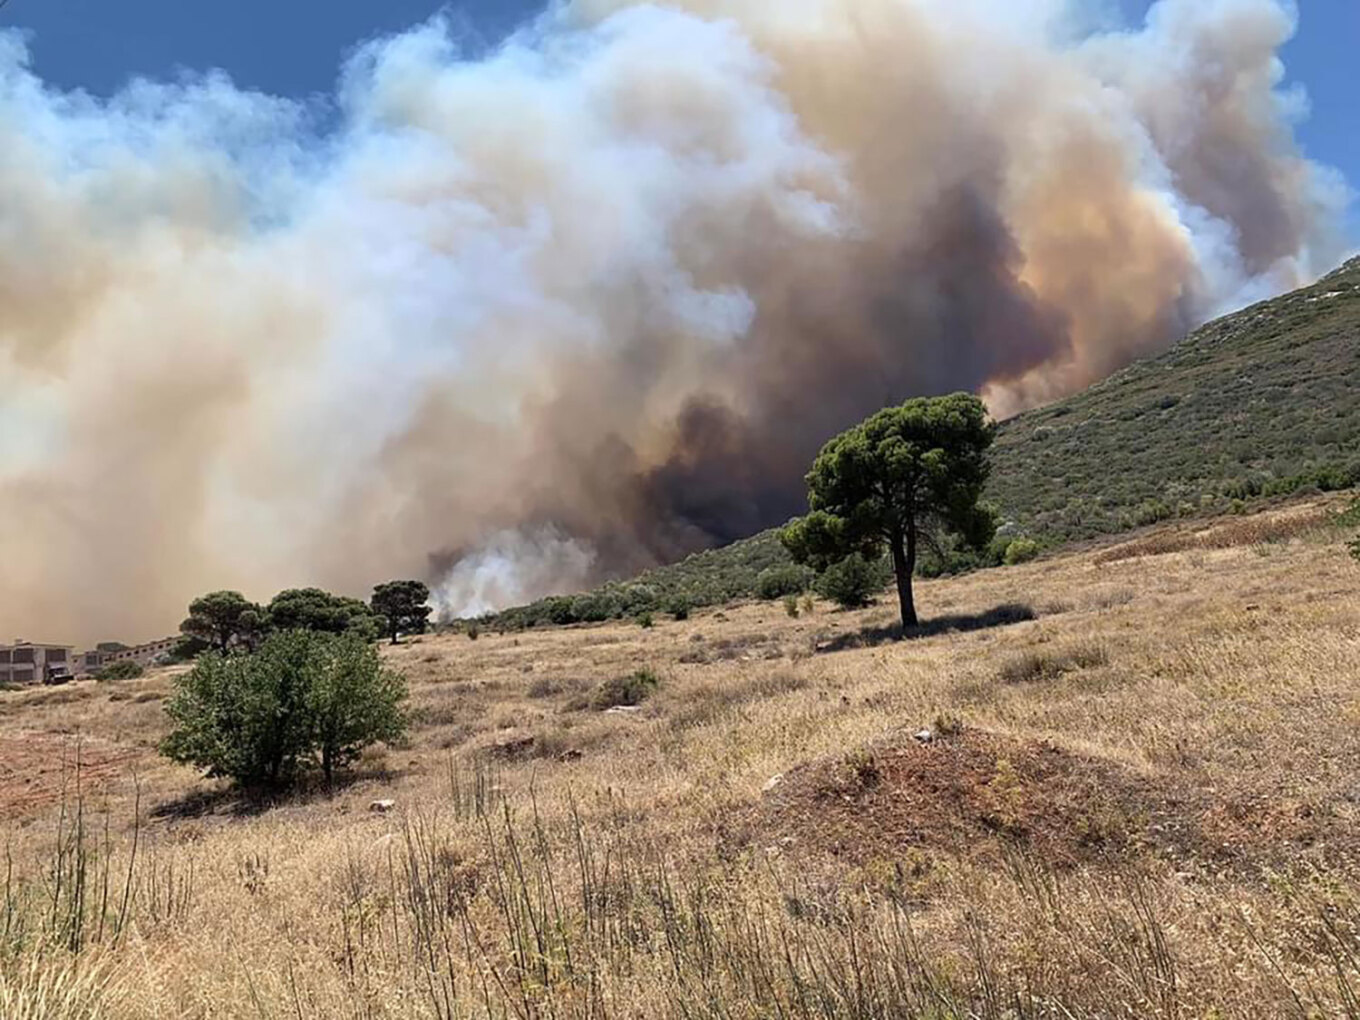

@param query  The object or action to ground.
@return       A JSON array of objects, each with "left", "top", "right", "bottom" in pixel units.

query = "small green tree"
[
  {"left": 370, "top": 581, "right": 433, "bottom": 645},
  {"left": 306, "top": 635, "right": 408, "bottom": 784},
  {"left": 161, "top": 630, "right": 408, "bottom": 788},
  {"left": 1003, "top": 538, "right": 1041, "bottom": 566},
  {"left": 815, "top": 553, "right": 889, "bottom": 609},
  {"left": 180, "top": 591, "right": 268, "bottom": 654},
  {"left": 782, "top": 393, "right": 996, "bottom": 630},
  {"left": 755, "top": 564, "right": 814, "bottom": 600},
  {"left": 268, "top": 588, "right": 382, "bottom": 640},
  {"left": 161, "top": 632, "right": 316, "bottom": 787}
]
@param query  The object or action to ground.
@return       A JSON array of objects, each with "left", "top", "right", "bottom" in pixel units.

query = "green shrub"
[
  {"left": 161, "top": 630, "right": 409, "bottom": 788},
  {"left": 815, "top": 554, "right": 889, "bottom": 609},
  {"left": 783, "top": 595, "right": 800, "bottom": 618},
  {"left": 636, "top": 612, "right": 655, "bottom": 629},
  {"left": 1003, "top": 538, "right": 1041, "bottom": 566},
  {"left": 592, "top": 669, "right": 659, "bottom": 710},
  {"left": 755, "top": 564, "right": 814, "bottom": 601},
  {"left": 168, "top": 635, "right": 210, "bottom": 663},
  {"left": 667, "top": 597, "right": 692, "bottom": 622},
  {"left": 96, "top": 660, "right": 144, "bottom": 681},
  {"left": 466, "top": 623, "right": 480, "bottom": 641}
]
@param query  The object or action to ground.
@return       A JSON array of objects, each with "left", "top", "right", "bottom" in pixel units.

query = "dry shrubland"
[{"left": 4, "top": 497, "right": 1360, "bottom": 1017}]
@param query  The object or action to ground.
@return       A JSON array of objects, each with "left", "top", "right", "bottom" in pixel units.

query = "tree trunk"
[{"left": 889, "top": 518, "right": 919, "bottom": 631}]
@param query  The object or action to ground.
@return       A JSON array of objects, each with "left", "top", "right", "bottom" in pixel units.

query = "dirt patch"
[
  {"left": 0, "top": 733, "right": 142, "bottom": 819},
  {"left": 748, "top": 729, "right": 1344, "bottom": 873}
]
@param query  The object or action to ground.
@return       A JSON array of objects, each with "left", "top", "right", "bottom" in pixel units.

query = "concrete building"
[
  {"left": 77, "top": 637, "right": 178, "bottom": 675},
  {"left": 0, "top": 642, "right": 75, "bottom": 686}
]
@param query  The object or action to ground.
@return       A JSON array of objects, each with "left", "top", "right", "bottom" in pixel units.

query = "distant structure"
[
  {"left": 0, "top": 641, "right": 74, "bottom": 686},
  {"left": 77, "top": 637, "right": 178, "bottom": 675}
]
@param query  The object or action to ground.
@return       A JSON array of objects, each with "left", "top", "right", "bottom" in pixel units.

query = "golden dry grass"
[{"left": 4, "top": 497, "right": 1360, "bottom": 1018}]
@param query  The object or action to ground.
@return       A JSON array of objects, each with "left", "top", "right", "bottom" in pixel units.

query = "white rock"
[
  {"left": 368, "top": 799, "right": 396, "bottom": 813},
  {"left": 762, "top": 773, "right": 784, "bottom": 793},
  {"left": 914, "top": 729, "right": 936, "bottom": 744}
]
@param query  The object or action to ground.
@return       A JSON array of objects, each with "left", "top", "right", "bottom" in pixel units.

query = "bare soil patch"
[
  {"left": 751, "top": 728, "right": 1352, "bottom": 872},
  {"left": 0, "top": 733, "right": 142, "bottom": 820}
]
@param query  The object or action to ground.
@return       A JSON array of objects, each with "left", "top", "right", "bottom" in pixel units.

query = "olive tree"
[{"left": 781, "top": 393, "right": 996, "bottom": 630}]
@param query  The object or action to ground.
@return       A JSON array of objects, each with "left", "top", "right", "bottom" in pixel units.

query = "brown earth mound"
[
  {"left": 753, "top": 729, "right": 1216, "bottom": 871},
  {"left": 0, "top": 733, "right": 141, "bottom": 820}
]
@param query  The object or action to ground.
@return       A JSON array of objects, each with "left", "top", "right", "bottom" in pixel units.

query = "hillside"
[
  {"left": 992, "top": 256, "right": 1360, "bottom": 541},
  {"left": 492, "top": 257, "right": 1360, "bottom": 626},
  {"left": 5, "top": 499, "right": 1360, "bottom": 1016}
]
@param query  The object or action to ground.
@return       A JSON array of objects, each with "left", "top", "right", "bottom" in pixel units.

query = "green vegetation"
[
  {"left": 179, "top": 591, "right": 269, "bottom": 653},
  {"left": 814, "top": 553, "right": 890, "bottom": 609},
  {"left": 755, "top": 564, "right": 814, "bottom": 600},
  {"left": 990, "top": 257, "right": 1360, "bottom": 541},
  {"left": 782, "top": 393, "right": 996, "bottom": 628},
  {"left": 592, "top": 668, "right": 659, "bottom": 710},
  {"left": 369, "top": 580, "right": 433, "bottom": 644},
  {"left": 486, "top": 530, "right": 794, "bottom": 630},
  {"left": 1003, "top": 538, "right": 1041, "bottom": 566},
  {"left": 268, "top": 588, "right": 383, "bottom": 640},
  {"left": 161, "top": 630, "right": 408, "bottom": 788},
  {"left": 95, "top": 660, "right": 144, "bottom": 682},
  {"left": 175, "top": 581, "right": 429, "bottom": 658}
]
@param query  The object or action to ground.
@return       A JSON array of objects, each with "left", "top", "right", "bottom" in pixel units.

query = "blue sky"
[{"left": 3, "top": 0, "right": 1355, "bottom": 239}]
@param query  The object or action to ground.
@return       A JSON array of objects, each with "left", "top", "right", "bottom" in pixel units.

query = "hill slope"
[
  {"left": 991, "top": 256, "right": 1360, "bottom": 541},
  {"left": 491, "top": 258, "right": 1360, "bottom": 625}
]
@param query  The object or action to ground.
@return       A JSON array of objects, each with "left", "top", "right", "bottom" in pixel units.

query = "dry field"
[{"left": 4, "top": 498, "right": 1360, "bottom": 1018}]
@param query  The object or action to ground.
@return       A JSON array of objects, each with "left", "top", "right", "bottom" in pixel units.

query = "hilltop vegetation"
[
  {"left": 992, "top": 256, "right": 1360, "bottom": 541},
  {"left": 489, "top": 258, "right": 1360, "bottom": 627}
]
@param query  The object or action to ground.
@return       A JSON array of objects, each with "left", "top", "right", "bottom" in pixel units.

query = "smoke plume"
[{"left": 0, "top": 0, "right": 1349, "bottom": 641}]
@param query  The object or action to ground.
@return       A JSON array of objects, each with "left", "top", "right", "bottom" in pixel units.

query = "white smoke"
[{"left": 0, "top": 0, "right": 1349, "bottom": 640}]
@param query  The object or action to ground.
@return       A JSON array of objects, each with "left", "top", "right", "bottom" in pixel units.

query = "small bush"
[
  {"left": 1003, "top": 538, "right": 1041, "bottom": 566},
  {"left": 161, "top": 630, "right": 409, "bottom": 788},
  {"left": 636, "top": 612, "right": 655, "bottom": 629},
  {"left": 756, "top": 564, "right": 814, "bottom": 601},
  {"left": 667, "top": 598, "right": 692, "bottom": 621},
  {"left": 592, "top": 669, "right": 659, "bottom": 710},
  {"left": 815, "top": 554, "right": 888, "bottom": 609},
  {"left": 96, "top": 660, "right": 144, "bottom": 681},
  {"left": 466, "top": 623, "right": 480, "bottom": 641},
  {"left": 783, "top": 595, "right": 800, "bottom": 618},
  {"left": 997, "top": 642, "right": 1109, "bottom": 684}
]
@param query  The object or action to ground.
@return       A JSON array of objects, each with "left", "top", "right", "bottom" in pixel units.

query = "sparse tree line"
[{"left": 174, "top": 580, "right": 433, "bottom": 659}]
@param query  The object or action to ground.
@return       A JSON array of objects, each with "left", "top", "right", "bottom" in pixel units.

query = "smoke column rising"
[{"left": 0, "top": 0, "right": 1348, "bottom": 641}]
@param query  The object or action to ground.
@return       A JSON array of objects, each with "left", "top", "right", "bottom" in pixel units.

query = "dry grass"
[{"left": 4, "top": 496, "right": 1360, "bottom": 1017}]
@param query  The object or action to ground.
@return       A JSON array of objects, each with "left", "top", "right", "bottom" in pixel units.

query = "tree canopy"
[
  {"left": 161, "top": 630, "right": 408, "bottom": 788},
  {"left": 179, "top": 591, "right": 268, "bottom": 653},
  {"left": 781, "top": 392, "right": 996, "bottom": 630},
  {"left": 268, "top": 588, "right": 383, "bottom": 640},
  {"left": 370, "top": 580, "right": 433, "bottom": 645}
]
